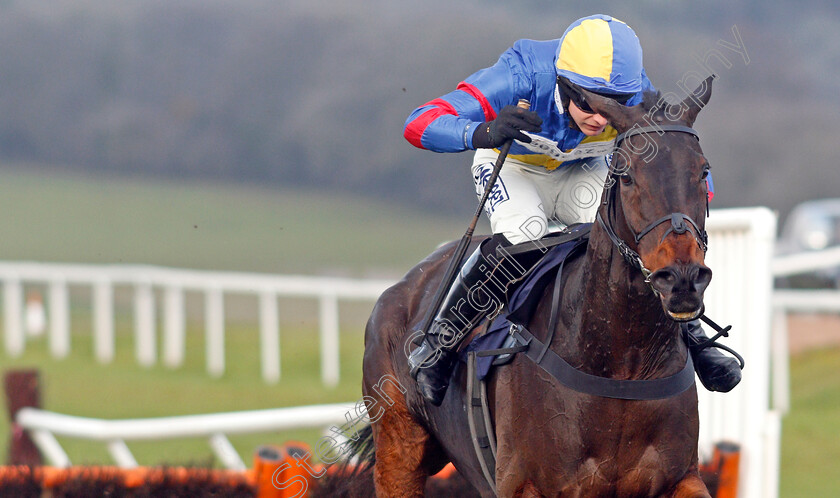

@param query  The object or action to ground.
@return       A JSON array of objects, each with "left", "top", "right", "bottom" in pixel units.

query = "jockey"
[{"left": 404, "top": 14, "right": 742, "bottom": 406}]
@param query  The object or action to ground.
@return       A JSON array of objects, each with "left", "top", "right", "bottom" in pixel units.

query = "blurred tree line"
[{"left": 0, "top": 0, "right": 837, "bottom": 219}]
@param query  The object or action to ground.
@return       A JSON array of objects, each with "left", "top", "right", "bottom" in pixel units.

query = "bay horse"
[{"left": 361, "top": 76, "right": 718, "bottom": 497}]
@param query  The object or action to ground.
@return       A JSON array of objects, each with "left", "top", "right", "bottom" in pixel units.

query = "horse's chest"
[
  {"left": 494, "top": 360, "right": 699, "bottom": 495},
  {"left": 577, "top": 404, "right": 695, "bottom": 472},
  {"left": 501, "top": 443, "right": 690, "bottom": 497},
  {"left": 497, "top": 399, "right": 697, "bottom": 496},
  {"left": 566, "top": 444, "right": 683, "bottom": 496}
]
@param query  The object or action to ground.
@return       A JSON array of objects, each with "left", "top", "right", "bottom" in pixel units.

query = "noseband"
[{"left": 596, "top": 125, "right": 709, "bottom": 281}]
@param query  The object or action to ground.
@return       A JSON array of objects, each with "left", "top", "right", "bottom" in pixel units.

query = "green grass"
[
  {"left": 1, "top": 319, "right": 367, "bottom": 467},
  {"left": 0, "top": 164, "right": 463, "bottom": 468},
  {"left": 0, "top": 164, "right": 469, "bottom": 276},
  {"left": 779, "top": 347, "right": 840, "bottom": 497}
]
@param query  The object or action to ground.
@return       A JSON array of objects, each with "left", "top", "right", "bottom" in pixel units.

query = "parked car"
[{"left": 776, "top": 198, "right": 840, "bottom": 288}]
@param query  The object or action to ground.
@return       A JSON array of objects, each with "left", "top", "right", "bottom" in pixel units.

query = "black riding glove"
[{"left": 471, "top": 104, "right": 542, "bottom": 149}]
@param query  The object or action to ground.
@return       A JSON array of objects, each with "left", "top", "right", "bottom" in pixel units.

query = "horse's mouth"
[
  {"left": 666, "top": 308, "right": 703, "bottom": 322},
  {"left": 649, "top": 264, "right": 710, "bottom": 323},
  {"left": 660, "top": 292, "right": 705, "bottom": 322}
]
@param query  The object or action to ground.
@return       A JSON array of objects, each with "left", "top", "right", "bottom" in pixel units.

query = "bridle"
[
  {"left": 596, "top": 125, "right": 709, "bottom": 283},
  {"left": 594, "top": 124, "right": 742, "bottom": 358}
]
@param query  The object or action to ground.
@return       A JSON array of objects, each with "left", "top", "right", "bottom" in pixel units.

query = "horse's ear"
[
  {"left": 678, "top": 74, "right": 715, "bottom": 126},
  {"left": 578, "top": 87, "right": 636, "bottom": 132}
]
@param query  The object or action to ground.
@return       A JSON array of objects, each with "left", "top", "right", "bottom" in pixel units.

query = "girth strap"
[
  {"left": 466, "top": 352, "right": 498, "bottom": 495},
  {"left": 510, "top": 325, "right": 696, "bottom": 400}
]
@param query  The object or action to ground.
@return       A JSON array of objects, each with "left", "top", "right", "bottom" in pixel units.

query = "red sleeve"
[{"left": 403, "top": 98, "right": 459, "bottom": 149}]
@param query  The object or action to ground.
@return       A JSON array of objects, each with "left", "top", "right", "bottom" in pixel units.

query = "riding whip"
[{"left": 414, "top": 99, "right": 531, "bottom": 340}]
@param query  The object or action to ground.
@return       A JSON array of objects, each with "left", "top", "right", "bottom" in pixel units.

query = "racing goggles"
[{"left": 557, "top": 76, "right": 633, "bottom": 114}]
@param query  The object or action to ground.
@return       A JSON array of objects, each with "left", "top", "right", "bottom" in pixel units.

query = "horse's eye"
[
  {"left": 701, "top": 164, "right": 711, "bottom": 180},
  {"left": 620, "top": 174, "right": 633, "bottom": 185}
]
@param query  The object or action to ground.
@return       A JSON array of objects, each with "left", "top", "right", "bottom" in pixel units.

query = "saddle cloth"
[{"left": 462, "top": 224, "right": 590, "bottom": 380}]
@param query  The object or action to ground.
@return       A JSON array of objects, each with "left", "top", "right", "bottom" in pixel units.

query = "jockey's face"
[{"left": 568, "top": 100, "right": 609, "bottom": 136}]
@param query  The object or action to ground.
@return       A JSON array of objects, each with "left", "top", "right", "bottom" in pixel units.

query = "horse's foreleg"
[
  {"left": 371, "top": 401, "right": 432, "bottom": 497},
  {"left": 670, "top": 473, "right": 711, "bottom": 498}
]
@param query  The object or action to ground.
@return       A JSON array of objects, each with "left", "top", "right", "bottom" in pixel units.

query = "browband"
[{"left": 615, "top": 125, "right": 698, "bottom": 146}]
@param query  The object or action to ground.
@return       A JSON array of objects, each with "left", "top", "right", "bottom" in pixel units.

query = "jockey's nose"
[{"left": 592, "top": 113, "right": 609, "bottom": 126}]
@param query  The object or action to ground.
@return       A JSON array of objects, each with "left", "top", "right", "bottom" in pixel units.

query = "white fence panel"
[
  {"left": 16, "top": 403, "right": 357, "bottom": 469},
  {"left": 771, "top": 245, "right": 840, "bottom": 277},
  {"left": 205, "top": 286, "right": 225, "bottom": 378},
  {"left": 702, "top": 207, "right": 778, "bottom": 498},
  {"left": 48, "top": 279, "right": 70, "bottom": 358},
  {"left": 93, "top": 278, "right": 114, "bottom": 363},
  {"left": 134, "top": 280, "right": 156, "bottom": 367},
  {"left": 3, "top": 277, "right": 24, "bottom": 357},
  {"left": 163, "top": 285, "right": 186, "bottom": 368},
  {"left": 0, "top": 262, "right": 392, "bottom": 386},
  {"left": 259, "top": 290, "right": 281, "bottom": 382},
  {"left": 319, "top": 293, "right": 340, "bottom": 388}
]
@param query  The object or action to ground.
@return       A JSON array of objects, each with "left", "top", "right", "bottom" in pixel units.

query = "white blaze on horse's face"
[{"left": 583, "top": 76, "right": 717, "bottom": 320}]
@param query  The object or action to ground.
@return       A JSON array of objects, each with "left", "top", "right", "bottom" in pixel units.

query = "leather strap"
[
  {"left": 615, "top": 124, "right": 699, "bottom": 145},
  {"left": 502, "top": 224, "right": 592, "bottom": 257},
  {"left": 466, "top": 352, "right": 498, "bottom": 494},
  {"left": 512, "top": 326, "right": 696, "bottom": 400}
]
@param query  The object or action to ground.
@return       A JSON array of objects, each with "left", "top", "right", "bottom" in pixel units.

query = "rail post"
[{"left": 4, "top": 369, "right": 42, "bottom": 466}]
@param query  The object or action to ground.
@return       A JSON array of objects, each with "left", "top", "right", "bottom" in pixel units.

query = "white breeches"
[{"left": 471, "top": 149, "right": 609, "bottom": 244}]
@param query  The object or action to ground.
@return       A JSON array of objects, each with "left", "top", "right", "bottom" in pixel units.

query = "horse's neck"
[{"left": 562, "top": 212, "right": 683, "bottom": 378}]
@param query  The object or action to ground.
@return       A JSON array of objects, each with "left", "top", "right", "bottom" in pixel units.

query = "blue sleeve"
[{"left": 404, "top": 44, "right": 532, "bottom": 152}]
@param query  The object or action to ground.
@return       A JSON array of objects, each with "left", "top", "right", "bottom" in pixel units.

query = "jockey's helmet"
[{"left": 555, "top": 14, "right": 644, "bottom": 98}]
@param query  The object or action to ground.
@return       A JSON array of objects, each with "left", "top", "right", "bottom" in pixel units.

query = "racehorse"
[{"left": 360, "top": 76, "right": 718, "bottom": 497}]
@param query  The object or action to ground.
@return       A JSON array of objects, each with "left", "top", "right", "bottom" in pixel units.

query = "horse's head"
[{"left": 582, "top": 76, "right": 715, "bottom": 321}]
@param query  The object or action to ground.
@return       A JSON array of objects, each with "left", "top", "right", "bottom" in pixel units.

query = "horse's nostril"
[
  {"left": 649, "top": 268, "right": 678, "bottom": 294},
  {"left": 693, "top": 266, "right": 712, "bottom": 293}
]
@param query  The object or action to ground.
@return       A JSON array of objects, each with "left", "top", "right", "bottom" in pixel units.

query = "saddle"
[{"left": 461, "top": 223, "right": 591, "bottom": 380}]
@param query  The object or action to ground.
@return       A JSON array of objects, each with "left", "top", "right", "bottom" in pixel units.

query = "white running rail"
[
  {"left": 15, "top": 402, "right": 357, "bottom": 469},
  {"left": 0, "top": 263, "right": 392, "bottom": 386}
]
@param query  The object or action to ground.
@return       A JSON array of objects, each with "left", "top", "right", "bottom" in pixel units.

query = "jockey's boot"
[
  {"left": 409, "top": 237, "right": 533, "bottom": 406},
  {"left": 683, "top": 319, "right": 742, "bottom": 392}
]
